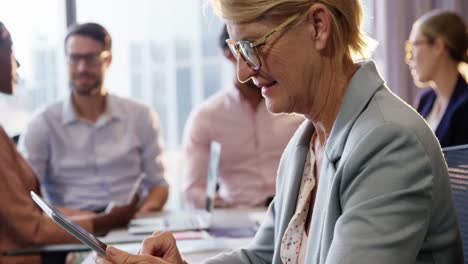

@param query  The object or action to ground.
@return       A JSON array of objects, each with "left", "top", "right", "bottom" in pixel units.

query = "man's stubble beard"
[{"left": 70, "top": 74, "right": 103, "bottom": 96}]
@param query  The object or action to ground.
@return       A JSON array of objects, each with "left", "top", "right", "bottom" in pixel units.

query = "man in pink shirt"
[{"left": 182, "top": 26, "right": 304, "bottom": 208}]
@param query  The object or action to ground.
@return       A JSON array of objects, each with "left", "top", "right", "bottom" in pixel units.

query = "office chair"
[{"left": 443, "top": 144, "right": 468, "bottom": 264}]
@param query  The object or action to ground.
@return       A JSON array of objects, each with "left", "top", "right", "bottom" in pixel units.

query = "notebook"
[{"left": 128, "top": 141, "right": 221, "bottom": 234}]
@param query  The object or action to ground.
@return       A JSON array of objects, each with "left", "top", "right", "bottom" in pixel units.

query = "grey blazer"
[{"left": 205, "top": 61, "right": 463, "bottom": 264}]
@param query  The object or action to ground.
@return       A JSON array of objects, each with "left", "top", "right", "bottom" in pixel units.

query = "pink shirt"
[{"left": 183, "top": 88, "right": 304, "bottom": 208}]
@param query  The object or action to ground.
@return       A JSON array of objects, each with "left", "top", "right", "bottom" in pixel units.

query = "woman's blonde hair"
[
  {"left": 209, "top": 0, "right": 376, "bottom": 72},
  {"left": 415, "top": 10, "right": 468, "bottom": 79}
]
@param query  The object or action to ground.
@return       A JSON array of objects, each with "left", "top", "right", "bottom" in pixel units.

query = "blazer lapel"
[
  {"left": 326, "top": 61, "right": 384, "bottom": 164},
  {"left": 303, "top": 60, "right": 386, "bottom": 264},
  {"left": 419, "top": 91, "right": 436, "bottom": 118},
  {"left": 276, "top": 122, "right": 315, "bottom": 257},
  {"left": 435, "top": 75, "right": 468, "bottom": 146}
]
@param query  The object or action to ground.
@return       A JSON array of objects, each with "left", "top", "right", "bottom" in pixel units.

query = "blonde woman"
[
  {"left": 406, "top": 10, "right": 468, "bottom": 147},
  {"left": 99, "top": 1, "right": 463, "bottom": 263}
]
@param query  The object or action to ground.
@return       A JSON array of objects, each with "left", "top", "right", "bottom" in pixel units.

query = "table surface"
[
  {"left": 82, "top": 208, "right": 265, "bottom": 263},
  {"left": 5, "top": 208, "right": 266, "bottom": 263}
]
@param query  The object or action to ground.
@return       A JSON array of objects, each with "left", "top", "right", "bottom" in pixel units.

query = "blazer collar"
[
  {"left": 324, "top": 60, "right": 384, "bottom": 163},
  {"left": 290, "top": 60, "right": 384, "bottom": 165},
  {"left": 442, "top": 74, "right": 468, "bottom": 115}
]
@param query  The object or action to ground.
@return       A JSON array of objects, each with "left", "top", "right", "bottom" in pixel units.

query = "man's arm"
[
  {"left": 138, "top": 108, "right": 169, "bottom": 212},
  {"left": 182, "top": 109, "right": 212, "bottom": 208},
  {"left": 139, "top": 185, "right": 169, "bottom": 213}
]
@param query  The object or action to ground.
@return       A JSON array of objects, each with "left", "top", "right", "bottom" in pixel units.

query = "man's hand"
[
  {"left": 57, "top": 206, "right": 96, "bottom": 217},
  {"left": 214, "top": 194, "right": 232, "bottom": 208},
  {"left": 93, "top": 195, "right": 140, "bottom": 234},
  {"left": 138, "top": 186, "right": 169, "bottom": 213}
]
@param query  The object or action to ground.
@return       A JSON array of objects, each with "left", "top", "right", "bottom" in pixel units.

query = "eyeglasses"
[
  {"left": 225, "top": 13, "right": 301, "bottom": 71},
  {"left": 405, "top": 39, "right": 433, "bottom": 61},
  {"left": 66, "top": 50, "right": 110, "bottom": 66}
]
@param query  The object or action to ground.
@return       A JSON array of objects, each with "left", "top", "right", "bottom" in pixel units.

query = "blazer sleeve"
[{"left": 325, "top": 123, "right": 440, "bottom": 264}]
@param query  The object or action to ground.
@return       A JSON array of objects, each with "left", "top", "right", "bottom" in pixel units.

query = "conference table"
[
  {"left": 83, "top": 207, "right": 265, "bottom": 263},
  {"left": 5, "top": 208, "right": 266, "bottom": 264}
]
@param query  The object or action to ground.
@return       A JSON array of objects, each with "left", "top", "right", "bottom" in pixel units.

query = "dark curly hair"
[{"left": 0, "top": 21, "right": 12, "bottom": 47}]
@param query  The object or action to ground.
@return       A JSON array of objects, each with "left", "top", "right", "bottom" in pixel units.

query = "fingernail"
[{"left": 107, "top": 246, "right": 117, "bottom": 256}]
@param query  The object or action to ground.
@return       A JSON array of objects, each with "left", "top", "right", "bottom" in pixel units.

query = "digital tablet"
[{"left": 31, "top": 191, "right": 107, "bottom": 257}]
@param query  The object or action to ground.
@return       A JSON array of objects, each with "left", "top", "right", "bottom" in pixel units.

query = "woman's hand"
[{"left": 96, "top": 231, "right": 186, "bottom": 264}]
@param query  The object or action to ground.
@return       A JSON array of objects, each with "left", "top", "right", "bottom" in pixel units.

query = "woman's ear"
[
  {"left": 433, "top": 37, "right": 447, "bottom": 58},
  {"left": 305, "top": 3, "right": 332, "bottom": 51}
]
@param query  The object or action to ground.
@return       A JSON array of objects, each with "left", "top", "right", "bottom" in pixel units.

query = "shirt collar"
[
  {"left": 62, "top": 93, "right": 125, "bottom": 125},
  {"left": 62, "top": 94, "right": 79, "bottom": 125}
]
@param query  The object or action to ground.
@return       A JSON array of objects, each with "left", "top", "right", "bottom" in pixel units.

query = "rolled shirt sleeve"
[
  {"left": 138, "top": 108, "right": 168, "bottom": 189},
  {"left": 182, "top": 109, "right": 211, "bottom": 208}
]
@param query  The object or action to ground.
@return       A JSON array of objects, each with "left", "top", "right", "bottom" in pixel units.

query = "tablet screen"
[{"left": 31, "top": 191, "right": 107, "bottom": 257}]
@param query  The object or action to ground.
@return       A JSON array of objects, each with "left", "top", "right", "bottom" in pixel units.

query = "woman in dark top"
[{"left": 406, "top": 10, "right": 468, "bottom": 147}]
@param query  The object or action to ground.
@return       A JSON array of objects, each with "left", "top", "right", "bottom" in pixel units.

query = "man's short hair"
[
  {"left": 65, "top": 23, "right": 111, "bottom": 52},
  {"left": 219, "top": 25, "right": 229, "bottom": 50}
]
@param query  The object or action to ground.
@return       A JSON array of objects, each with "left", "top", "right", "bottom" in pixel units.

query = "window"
[
  {"left": 0, "top": 0, "right": 67, "bottom": 136},
  {"left": 76, "top": 0, "right": 228, "bottom": 150},
  {"left": 76, "top": 0, "right": 229, "bottom": 207}
]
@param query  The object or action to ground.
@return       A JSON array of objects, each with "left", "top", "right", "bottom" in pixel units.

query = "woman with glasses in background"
[
  {"left": 0, "top": 21, "right": 138, "bottom": 264},
  {"left": 406, "top": 10, "right": 468, "bottom": 148},
  {"left": 98, "top": 1, "right": 463, "bottom": 263}
]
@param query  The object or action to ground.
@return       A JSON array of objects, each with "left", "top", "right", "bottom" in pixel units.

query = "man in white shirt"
[{"left": 19, "top": 23, "right": 168, "bottom": 214}]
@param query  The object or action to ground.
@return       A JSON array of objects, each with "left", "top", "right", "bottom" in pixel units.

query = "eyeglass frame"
[
  {"left": 66, "top": 50, "right": 111, "bottom": 67},
  {"left": 225, "top": 13, "right": 302, "bottom": 71},
  {"left": 405, "top": 38, "right": 434, "bottom": 61}
]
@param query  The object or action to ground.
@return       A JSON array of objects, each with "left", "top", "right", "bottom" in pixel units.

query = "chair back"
[{"left": 443, "top": 144, "right": 468, "bottom": 263}]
